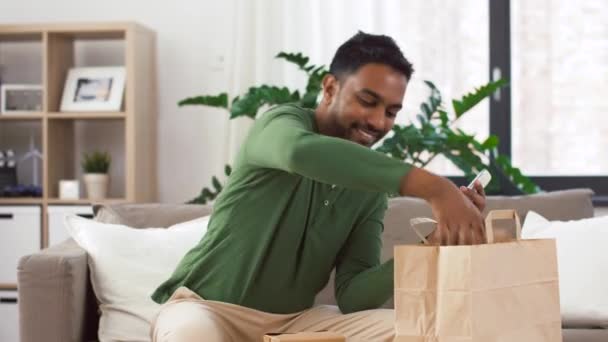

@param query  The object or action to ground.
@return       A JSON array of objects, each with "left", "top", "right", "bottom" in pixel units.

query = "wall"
[
  {"left": 0, "top": 0, "right": 237, "bottom": 203},
  {"left": 595, "top": 207, "right": 608, "bottom": 217}
]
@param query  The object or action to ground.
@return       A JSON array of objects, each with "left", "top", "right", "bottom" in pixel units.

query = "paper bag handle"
[
  {"left": 484, "top": 209, "right": 522, "bottom": 243},
  {"left": 409, "top": 217, "right": 437, "bottom": 245},
  {"left": 411, "top": 209, "right": 522, "bottom": 245}
]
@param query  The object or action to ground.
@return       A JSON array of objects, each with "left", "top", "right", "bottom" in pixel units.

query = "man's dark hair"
[{"left": 329, "top": 31, "right": 414, "bottom": 81}]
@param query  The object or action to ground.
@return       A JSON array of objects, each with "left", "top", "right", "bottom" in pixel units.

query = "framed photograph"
[
  {"left": 60, "top": 67, "right": 126, "bottom": 112},
  {"left": 0, "top": 84, "right": 43, "bottom": 114}
]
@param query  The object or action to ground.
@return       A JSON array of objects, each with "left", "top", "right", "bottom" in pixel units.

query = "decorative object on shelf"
[
  {"left": 18, "top": 129, "right": 43, "bottom": 186},
  {"left": 60, "top": 66, "right": 126, "bottom": 112},
  {"left": 1, "top": 184, "right": 42, "bottom": 197},
  {"left": 0, "top": 149, "right": 18, "bottom": 195},
  {"left": 0, "top": 149, "right": 41, "bottom": 197},
  {"left": 0, "top": 84, "right": 43, "bottom": 114},
  {"left": 59, "top": 179, "right": 80, "bottom": 200},
  {"left": 81, "top": 151, "right": 111, "bottom": 200},
  {"left": 0, "top": 149, "right": 16, "bottom": 168}
]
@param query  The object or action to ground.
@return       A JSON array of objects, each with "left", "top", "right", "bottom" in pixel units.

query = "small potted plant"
[{"left": 81, "top": 151, "right": 111, "bottom": 200}]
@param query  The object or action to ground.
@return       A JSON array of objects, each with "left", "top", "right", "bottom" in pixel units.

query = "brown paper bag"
[{"left": 394, "top": 210, "right": 562, "bottom": 341}]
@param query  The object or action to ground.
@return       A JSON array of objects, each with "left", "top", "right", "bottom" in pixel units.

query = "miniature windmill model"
[{"left": 19, "top": 129, "right": 43, "bottom": 186}]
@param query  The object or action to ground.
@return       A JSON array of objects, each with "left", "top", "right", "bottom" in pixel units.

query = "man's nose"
[{"left": 366, "top": 108, "right": 386, "bottom": 132}]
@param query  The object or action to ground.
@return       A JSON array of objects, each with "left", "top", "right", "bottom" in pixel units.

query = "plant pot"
[{"left": 83, "top": 173, "right": 109, "bottom": 200}]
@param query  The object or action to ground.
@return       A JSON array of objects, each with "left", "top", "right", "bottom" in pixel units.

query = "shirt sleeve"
[
  {"left": 333, "top": 196, "right": 394, "bottom": 314},
  {"left": 244, "top": 107, "right": 411, "bottom": 194}
]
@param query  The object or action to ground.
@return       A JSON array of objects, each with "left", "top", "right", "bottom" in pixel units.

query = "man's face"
[{"left": 323, "top": 63, "right": 408, "bottom": 147}]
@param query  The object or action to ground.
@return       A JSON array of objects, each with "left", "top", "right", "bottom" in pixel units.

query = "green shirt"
[{"left": 152, "top": 104, "right": 411, "bottom": 314}]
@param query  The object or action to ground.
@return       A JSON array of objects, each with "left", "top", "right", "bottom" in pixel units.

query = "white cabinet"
[
  {"left": 47, "top": 205, "right": 93, "bottom": 246},
  {"left": 0, "top": 206, "right": 40, "bottom": 284},
  {"left": 0, "top": 290, "right": 19, "bottom": 342}
]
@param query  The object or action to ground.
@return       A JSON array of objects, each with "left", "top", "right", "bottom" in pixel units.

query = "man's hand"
[
  {"left": 426, "top": 180, "right": 485, "bottom": 245},
  {"left": 399, "top": 167, "right": 485, "bottom": 246},
  {"left": 459, "top": 181, "right": 486, "bottom": 212}
]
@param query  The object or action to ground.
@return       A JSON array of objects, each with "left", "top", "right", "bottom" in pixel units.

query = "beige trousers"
[{"left": 151, "top": 287, "right": 395, "bottom": 342}]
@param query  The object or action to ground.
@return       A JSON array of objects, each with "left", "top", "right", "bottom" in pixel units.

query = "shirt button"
[
  {"left": 331, "top": 184, "right": 336, "bottom": 189},
  {"left": 324, "top": 200, "right": 329, "bottom": 206}
]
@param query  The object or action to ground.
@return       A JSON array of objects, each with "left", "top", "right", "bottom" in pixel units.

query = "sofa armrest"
[{"left": 17, "top": 239, "right": 98, "bottom": 342}]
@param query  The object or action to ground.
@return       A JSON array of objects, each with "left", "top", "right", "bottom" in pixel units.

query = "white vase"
[{"left": 83, "top": 173, "right": 109, "bottom": 200}]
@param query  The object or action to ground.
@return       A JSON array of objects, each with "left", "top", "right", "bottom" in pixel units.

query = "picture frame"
[
  {"left": 60, "top": 66, "right": 126, "bottom": 112},
  {"left": 0, "top": 84, "right": 43, "bottom": 114}
]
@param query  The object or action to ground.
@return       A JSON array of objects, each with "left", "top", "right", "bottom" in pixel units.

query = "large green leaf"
[
  {"left": 451, "top": 78, "right": 508, "bottom": 117},
  {"left": 212, "top": 176, "right": 222, "bottom": 192},
  {"left": 178, "top": 93, "right": 229, "bottom": 108},
  {"left": 493, "top": 154, "right": 541, "bottom": 194},
  {"left": 481, "top": 135, "right": 499, "bottom": 150},
  {"left": 276, "top": 52, "right": 310, "bottom": 70},
  {"left": 230, "top": 86, "right": 300, "bottom": 119},
  {"left": 188, "top": 164, "right": 233, "bottom": 204},
  {"left": 276, "top": 51, "right": 328, "bottom": 109}
]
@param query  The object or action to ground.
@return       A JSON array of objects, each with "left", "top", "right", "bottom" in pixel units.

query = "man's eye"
[
  {"left": 358, "top": 97, "right": 376, "bottom": 106},
  {"left": 386, "top": 111, "right": 397, "bottom": 118}
]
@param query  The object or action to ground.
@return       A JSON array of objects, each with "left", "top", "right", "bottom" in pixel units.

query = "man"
[{"left": 151, "top": 31, "right": 486, "bottom": 341}]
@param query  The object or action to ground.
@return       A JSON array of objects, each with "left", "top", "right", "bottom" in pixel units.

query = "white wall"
[
  {"left": 596, "top": 207, "right": 608, "bottom": 217},
  {"left": 0, "top": 0, "right": 238, "bottom": 203}
]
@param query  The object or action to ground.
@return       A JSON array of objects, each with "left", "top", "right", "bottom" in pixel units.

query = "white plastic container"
[
  {"left": 0, "top": 290, "right": 19, "bottom": 342},
  {"left": 0, "top": 206, "right": 41, "bottom": 284},
  {"left": 47, "top": 205, "right": 93, "bottom": 247}
]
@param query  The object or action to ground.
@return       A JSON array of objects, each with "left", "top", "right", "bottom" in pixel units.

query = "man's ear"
[{"left": 321, "top": 73, "right": 339, "bottom": 105}]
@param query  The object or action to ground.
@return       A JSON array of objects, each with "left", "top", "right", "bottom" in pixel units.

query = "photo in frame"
[
  {"left": 0, "top": 84, "right": 43, "bottom": 114},
  {"left": 60, "top": 66, "right": 126, "bottom": 112}
]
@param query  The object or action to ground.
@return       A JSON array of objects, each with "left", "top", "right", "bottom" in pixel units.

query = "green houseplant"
[
  {"left": 81, "top": 151, "right": 111, "bottom": 200},
  {"left": 180, "top": 53, "right": 539, "bottom": 204}
]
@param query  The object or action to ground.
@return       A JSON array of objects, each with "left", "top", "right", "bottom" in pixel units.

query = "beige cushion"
[
  {"left": 563, "top": 329, "right": 608, "bottom": 342},
  {"left": 94, "top": 189, "right": 594, "bottom": 233}
]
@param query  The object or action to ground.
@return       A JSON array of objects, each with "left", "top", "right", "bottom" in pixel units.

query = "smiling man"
[{"left": 151, "top": 31, "right": 486, "bottom": 342}]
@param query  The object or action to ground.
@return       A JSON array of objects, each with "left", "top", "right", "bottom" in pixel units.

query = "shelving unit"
[{"left": 0, "top": 22, "right": 158, "bottom": 290}]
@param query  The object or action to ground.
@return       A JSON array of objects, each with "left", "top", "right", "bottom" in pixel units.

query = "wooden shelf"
[
  {"left": 0, "top": 283, "right": 17, "bottom": 290},
  {"left": 0, "top": 113, "right": 44, "bottom": 120},
  {"left": 0, "top": 21, "right": 157, "bottom": 264},
  {"left": 47, "top": 112, "right": 126, "bottom": 119},
  {"left": 0, "top": 31, "right": 42, "bottom": 41},
  {"left": 0, "top": 198, "right": 43, "bottom": 205},
  {"left": 46, "top": 198, "right": 129, "bottom": 205}
]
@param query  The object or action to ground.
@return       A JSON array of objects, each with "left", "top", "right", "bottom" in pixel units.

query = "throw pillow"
[
  {"left": 65, "top": 214, "right": 210, "bottom": 341},
  {"left": 522, "top": 211, "right": 608, "bottom": 327}
]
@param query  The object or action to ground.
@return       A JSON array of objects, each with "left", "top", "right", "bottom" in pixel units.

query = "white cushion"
[
  {"left": 522, "top": 211, "right": 608, "bottom": 327},
  {"left": 65, "top": 214, "right": 209, "bottom": 342}
]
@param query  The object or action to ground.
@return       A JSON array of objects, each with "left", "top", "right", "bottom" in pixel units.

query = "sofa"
[{"left": 17, "top": 188, "right": 608, "bottom": 341}]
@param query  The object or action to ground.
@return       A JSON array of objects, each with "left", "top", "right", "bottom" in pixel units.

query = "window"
[
  {"left": 511, "top": 0, "right": 608, "bottom": 175},
  {"left": 491, "top": 0, "right": 608, "bottom": 202}
]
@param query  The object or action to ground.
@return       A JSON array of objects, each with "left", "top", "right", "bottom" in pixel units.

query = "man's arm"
[
  {"left": 333, "top": 197, "right": 393, "bottom": 314},
  {"left": 245, "top": 109, "right": 411, "bottom": 194},
  {"left": 247, "top": 107, "right": 485, "bottom": 245}
]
